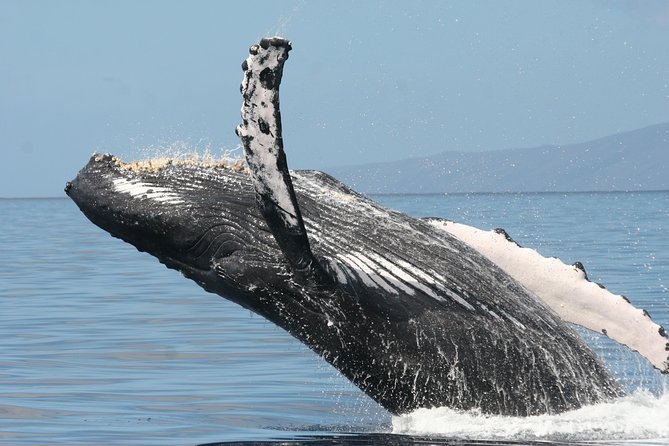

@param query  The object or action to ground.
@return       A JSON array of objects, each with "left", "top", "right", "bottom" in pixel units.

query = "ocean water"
[{"left": 1, "top": 191, "right": 668, "bottom": 445}]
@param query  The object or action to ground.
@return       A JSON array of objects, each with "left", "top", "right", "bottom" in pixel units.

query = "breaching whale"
[{"left": 65, "top": 37, "right": 669, "bottom": 417}]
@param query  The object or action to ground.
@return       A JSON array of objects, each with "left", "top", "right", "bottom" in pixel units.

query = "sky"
[{"left": 1, "top": 0, "right": 669, "bottom": 198}]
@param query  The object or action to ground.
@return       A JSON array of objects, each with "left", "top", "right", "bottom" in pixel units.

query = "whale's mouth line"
[{"left": 158, "top": 253, "right": 214, "bottom": 284}]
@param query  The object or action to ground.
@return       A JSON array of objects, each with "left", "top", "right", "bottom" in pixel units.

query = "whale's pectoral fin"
[
  {"left": 235, "top": 37, "right": 329, "bottom": 286},
  {"left": 425, "top": 217, "right": 669, "bottom": 374}
]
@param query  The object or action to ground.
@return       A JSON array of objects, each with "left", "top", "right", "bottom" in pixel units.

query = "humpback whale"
[{"left": 65, "top": 37, "right": 668, "bottom": 417}]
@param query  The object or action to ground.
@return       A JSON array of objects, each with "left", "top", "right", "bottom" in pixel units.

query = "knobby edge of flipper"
[{"left": 425, "top": 217, "right": 669, "bottom": 374}]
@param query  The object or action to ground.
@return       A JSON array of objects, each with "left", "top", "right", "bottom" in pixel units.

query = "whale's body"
[
  {"left": 65, "top": 37, "right": 667, "bottom": 417},
  {"left": 67, "top": 154, "right": 624, "bottom": 415}
]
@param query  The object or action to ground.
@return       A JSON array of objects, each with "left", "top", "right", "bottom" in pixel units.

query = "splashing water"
[
  {"left": 124, "top": 138, "right": 244, "bottom": 164},
  {"left": 271, "top": 0, "right": 305, "bottom": 37},
  {"left": 392, "top": 332, "right": 669, "bottom": 442},
  {"left": 392, "top": 389, "right": 669, "bottom": 442}
]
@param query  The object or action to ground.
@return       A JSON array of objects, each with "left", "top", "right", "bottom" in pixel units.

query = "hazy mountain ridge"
[{"left": 326, "top": 122, "right": 669, "bottom": 194}]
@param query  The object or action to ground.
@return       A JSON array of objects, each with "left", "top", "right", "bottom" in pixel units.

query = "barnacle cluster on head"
[{"left": 95, "top": 154, "right": 248, "bottom": 174}]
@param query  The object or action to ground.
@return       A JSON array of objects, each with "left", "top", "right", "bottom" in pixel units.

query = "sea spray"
[
  {"left": 575, "top": 325, "right": 667, "bottom": 395},
  {"left": 125, "top": 138, "right": 243, "bottom": 166},
  {"left": 392, "top": 389, "right": 669, "bottom": 441},
  {"left": 271, "top": 0, "right": 305, "bottom": 37}
]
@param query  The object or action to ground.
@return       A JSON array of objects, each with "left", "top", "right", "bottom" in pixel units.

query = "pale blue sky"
[{"left": 2, "top": 0, "right": 668, "bottom": 197}]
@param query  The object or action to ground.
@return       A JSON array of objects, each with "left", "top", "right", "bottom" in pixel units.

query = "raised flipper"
[
  {"left": 426, "top": 218, "right": 669, "bottom": 374},
  {"left": 236, "top": 37, "right": 328, "bottom": 284}
]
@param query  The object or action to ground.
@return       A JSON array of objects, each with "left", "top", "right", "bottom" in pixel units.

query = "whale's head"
[{"left": 65, "top": 153, "right": 288, "bottom": 307}]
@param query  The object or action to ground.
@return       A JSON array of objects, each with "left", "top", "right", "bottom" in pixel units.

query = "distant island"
[{"left": 325, "top": 122, "right": 669, "bottom": 194}]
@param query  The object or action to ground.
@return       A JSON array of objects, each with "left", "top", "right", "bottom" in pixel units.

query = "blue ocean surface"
[{"left": 1, "top": 192, "right": 668, "bottom": 445}]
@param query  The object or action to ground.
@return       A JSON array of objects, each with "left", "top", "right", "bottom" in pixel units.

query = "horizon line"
[{"left": 3, "top": 189, "right": 669, "bottom": 200}]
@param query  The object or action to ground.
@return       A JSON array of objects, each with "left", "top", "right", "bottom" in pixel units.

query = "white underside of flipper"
[{"left": 427, "top": 219, "right": 669, "bottom": 374}]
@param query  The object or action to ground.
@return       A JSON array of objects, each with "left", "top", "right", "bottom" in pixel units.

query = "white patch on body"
[
  {"left": 325, "top": 258, "right": 349, "bottom": 284},
  {"left": 112, "top": 178, "right": 184, "bottom": 204},
  {"left": 338, "top": 252, "right": 398, "bottom": 294},
  {"left": 296, "top": 176, "right": 475, "bottom": 311}
]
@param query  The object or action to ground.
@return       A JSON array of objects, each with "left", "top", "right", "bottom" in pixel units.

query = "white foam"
[{"left": 393, "top": 390, "right": 669, "bottom": 441}]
